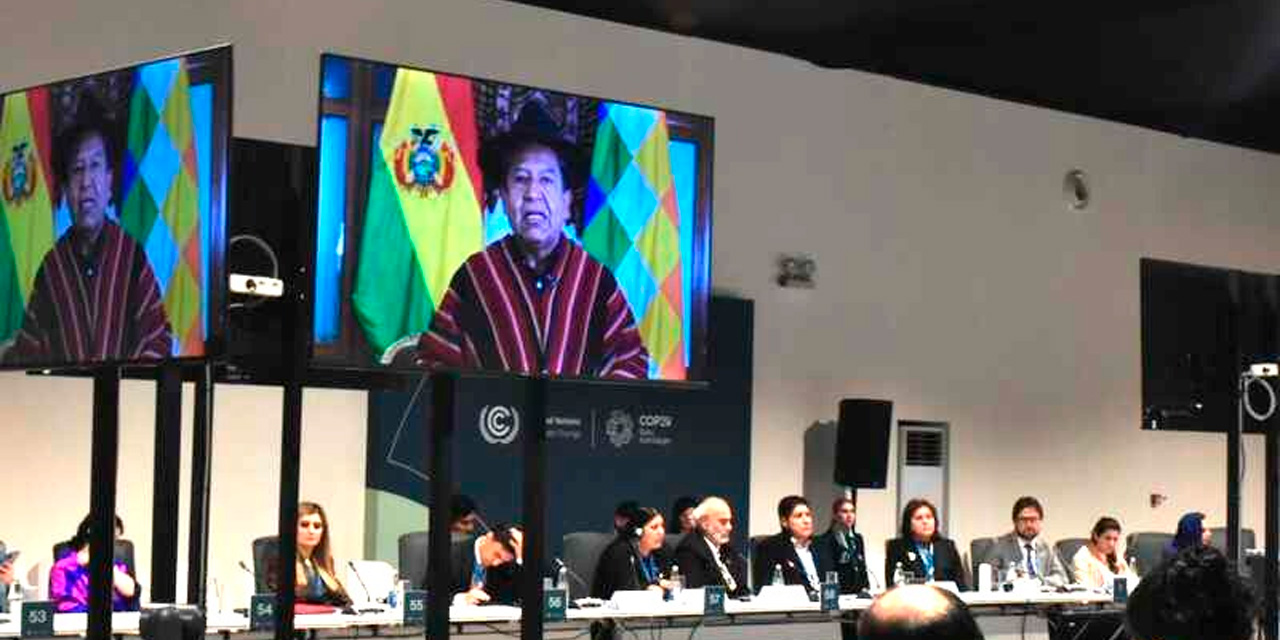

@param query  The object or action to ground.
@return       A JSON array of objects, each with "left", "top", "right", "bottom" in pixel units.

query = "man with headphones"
[{"left": 592, "top": 507, "right": 672, "bottom": 599}]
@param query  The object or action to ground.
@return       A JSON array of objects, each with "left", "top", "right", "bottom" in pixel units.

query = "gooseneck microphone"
[
  {"left": 347, "top": 560, "right": 374, "bottom": 603},
  {"left": 553, "top": 558, "right": 589, "bottom": 592}
]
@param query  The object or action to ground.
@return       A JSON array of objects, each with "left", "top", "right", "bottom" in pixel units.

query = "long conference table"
[{"left": 0, "top": 590, "right": 1119, "bottom": 639}]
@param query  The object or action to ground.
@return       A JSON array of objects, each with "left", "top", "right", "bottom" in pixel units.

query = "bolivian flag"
[
  {"left": 0, "top": 88, "right": 55, "bottom": 344},
  {"left": 353, "top": 69, "right": 484, "bottom": 358}
]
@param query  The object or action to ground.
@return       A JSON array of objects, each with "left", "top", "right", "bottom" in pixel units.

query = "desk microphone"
[
  {"left": 347, "top": 561, "right": 374, "bottom": 604},
  {"left": 552, "top": 558, "right": 589, "bottom": 593},
  {"left": 238, "top": 560, "right": 255, "bottom": 578}
]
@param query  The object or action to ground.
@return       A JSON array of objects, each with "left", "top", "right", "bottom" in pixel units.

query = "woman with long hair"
[
  {"left": 1162, "top": 512, "right": 1211, "bottom": 564},
  {"left": 294, "top": 502, "right": 351, "bottom": 607},
  {"left": 1072, "top": 517, "right": 1134, "bottom": 588},
  {"left": 884, "top": 498, "right": 964, "bottom": 588}
]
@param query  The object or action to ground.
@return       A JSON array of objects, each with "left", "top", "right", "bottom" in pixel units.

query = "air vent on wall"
[{"left": 905, "top": 430, "right": 944, "bottom": 467}]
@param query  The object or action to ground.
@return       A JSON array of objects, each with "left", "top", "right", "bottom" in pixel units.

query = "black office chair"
[
  {"left": 1054, "top": 538, "right": 1089, "bottom": 583},
  {"left": 662, "top": 532, "right": 686, "bottom": 559},
  {"left": 251, "top": 536, "right": 279, "bottom": 594},
  {"left": 52, "top": 539, "right": 137, "bottom": 571},
  {"left": 1208, "top": 527, "right": 1257, "bottom": 555},
  {"left": 562, "top": 532, "right": 614, "bottom": 600},
  {"left": 1124, "top": 532, "right": 1172, "bottom": 577},
  {"left": 968, "top": 537, "right": 998, "bottom": 589},
  {"left": 398, "top": 531, "right": 430, "bottom": 590}
]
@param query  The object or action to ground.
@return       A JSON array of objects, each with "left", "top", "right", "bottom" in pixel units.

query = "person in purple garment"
[{"left": 49, "top": 515, "right": 138, "bottom": 612}]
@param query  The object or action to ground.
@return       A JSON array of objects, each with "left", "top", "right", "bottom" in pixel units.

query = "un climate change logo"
[{"left": 479, "top": 405, "right": 520, "bottom": 445}]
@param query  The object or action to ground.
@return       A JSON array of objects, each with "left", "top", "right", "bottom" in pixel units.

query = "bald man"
[
  {"left": 859, "top": 585, "right": 984, "bottom": 640},
  {"left": 673, "top": 497, "right": 749, "bottom": 597}
]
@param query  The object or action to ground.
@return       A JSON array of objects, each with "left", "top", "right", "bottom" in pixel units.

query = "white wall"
[{"left": 1, "top": 0, "right": 1278, "bottom": 601}]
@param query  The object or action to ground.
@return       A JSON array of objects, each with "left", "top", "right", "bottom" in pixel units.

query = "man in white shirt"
[{"left": 752, "top": 495, "right": 830, "bottom": 595}]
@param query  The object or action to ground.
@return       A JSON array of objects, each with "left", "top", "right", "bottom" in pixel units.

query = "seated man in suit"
[
  {"left": 425, "top": 523, "right": 523, "bottom": 605},
  {"left": 814, "top": 496, "right": 870, "bottom": 595},
  {"left": 982, "top": 496, "right": 1068, "bottom": 587},
  {"left": 674, "top": 496, "right": 749, "bottom": 597},
  {"left": 752, "top": 495, "right": 827, "bottom": 596}
]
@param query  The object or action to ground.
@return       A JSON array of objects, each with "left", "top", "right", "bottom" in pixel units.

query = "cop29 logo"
[{"left": 478, "top": 405, "right": 520, "bottom": 445}]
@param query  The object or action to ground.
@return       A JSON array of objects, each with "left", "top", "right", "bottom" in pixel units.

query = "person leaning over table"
[
  {"left": 884, "top": 498, "right": 965, "bottom": 588},
  {"left": 422, "top": 523, "right": 524, "bottom": 606},
  {"left": 1072, "top": 516, "right": 1135, "bottom": 589}
]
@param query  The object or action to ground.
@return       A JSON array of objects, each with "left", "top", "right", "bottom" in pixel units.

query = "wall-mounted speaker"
[{"left": 834, "top": 399, "right": 892, "bottom": 489}]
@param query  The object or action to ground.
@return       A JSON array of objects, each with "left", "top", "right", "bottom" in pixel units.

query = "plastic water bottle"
[
  {"left": 771, "top": 564, "right": 784, "bottom": 586},
  {"left": 1128, "top": 556, "right": 1139, "bottom": 578},
  {"left": 892, "top": 562, "right": 905, "bottom": 587},
  {"left": 667, "top": 565, "right": 683, "bottom": 602},
  {"left": 1005, "top": 561, "right": 1019, "bottom": 590},
  {"left": 556, "top": 563, "right": 568, "bottom": 591}
]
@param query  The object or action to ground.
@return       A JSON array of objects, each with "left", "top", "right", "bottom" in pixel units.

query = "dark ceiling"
[{"left": 514, "top": 0, "right": 1280, "bottom": 154}]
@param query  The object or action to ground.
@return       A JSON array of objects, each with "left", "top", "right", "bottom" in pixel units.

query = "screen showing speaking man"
[
  {"left": 311, "top": 54, "right": 714, "bottom": 381},
  {"left": 0, "top": 47, "right": 231, "bottom": 369}
]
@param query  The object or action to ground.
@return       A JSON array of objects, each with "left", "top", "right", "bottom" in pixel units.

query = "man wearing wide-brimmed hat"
[{"left": 415, "top": 101, "right": 649, "bottom": 379}]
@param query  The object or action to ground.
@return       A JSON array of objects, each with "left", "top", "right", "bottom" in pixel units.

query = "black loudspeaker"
[{"left": 834, "top": 399, "right": 892, "bottom": 488}]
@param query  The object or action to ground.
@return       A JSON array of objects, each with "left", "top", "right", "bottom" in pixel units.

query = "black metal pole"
[
  {"left": 520, "top": 375, "right": 548, "bottom": 640},
  {"left": 187, "top": 362, "right": 214, "bottom": 607},
  {"left": 427, "top": 372, "right": 456, "bottom": 640},
  {"left": 275, "top": 382, "right": 303, "bottom": 639},
  {"left": 151, "top": 362, "right": 183, "bottom": 602},
  {"left": 1228, "top": 376, "right": 1243, "bottom": 566},
  {"left": 1265, "top": 420, "right": 1278, "bottom": 640},
  {"left": 88, "top": 367, "right": 121, "bottom": 639}
]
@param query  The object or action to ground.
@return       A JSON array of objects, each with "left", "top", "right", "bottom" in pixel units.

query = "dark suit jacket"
[
  {"left": 591, "top": 536, "right": 670, "bottom": 598},
  {"left": 813, "top": 528, "right": 870, "bottom": 594},
  {"left": 673, "top": 532, "right": 749, "bottom": 597},
  {"left": 751, "top": 532, "right": 828, "bottom": 594},
  {"left": 885, "top": 537, "right": 965, "bottom": 589},
  {"left": 423, "top": 536, "right": 521, "bottom": 604}
]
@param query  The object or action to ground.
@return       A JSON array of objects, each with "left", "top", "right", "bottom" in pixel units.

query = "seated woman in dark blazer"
[
  {"left": 752, "top": 495, "right": 827, "bottom": 595},
  {"left": 884, "top": 498, "right": 965, "bottom": 589},
  {"left": 592, "top": 507, "right": 671, "bottom": 598},
  {"left": 292, "top": 501, "right": 352, "bottom": 607}
]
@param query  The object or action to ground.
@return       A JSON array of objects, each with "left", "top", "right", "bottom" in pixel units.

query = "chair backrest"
[
  {"left": 1125, "top": 532, "right": 1172, "bottom": 576},
  {"left": 398, "top": 531, "right": 430, "bottom": 590},
  {"left": 562, "top": 531, "right": 615, "bottom": 600},
  {"left": 1209, "top": 527, "right": 1257, "bottom": 553},
  {"left": 1054, "top": 538, "right": 1089, "bottom": 583},
  {"left": 251, "top": 536, "right": 280, "bottom": 594},
  {"left": 968, "top": 537, "right": 998, "bottom": 588},
  {"left": 51, "top": 539, "right": 136, "bottom": 569},
  {"left": 662, "top": 532, "right": 686, "bottom": 560}
]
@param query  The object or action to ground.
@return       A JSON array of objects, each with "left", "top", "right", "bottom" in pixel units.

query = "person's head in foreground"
[
  {"left": 1126, "top": 545, "right": 1256, "bottom": 640},
  {"left": 859, "top": 584, "right": 984, "bottom": 640}
]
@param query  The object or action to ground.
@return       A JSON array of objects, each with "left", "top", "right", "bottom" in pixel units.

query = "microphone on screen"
[
  {"left": 472, "top": 511, "right": 492, "bottom": 534},
  {"left": 347, "top": 560, "right": 374, "bottom": 604}
]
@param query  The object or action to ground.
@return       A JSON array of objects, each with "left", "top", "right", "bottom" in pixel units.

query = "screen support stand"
[
  {"left": 1228, "top": 380, "right": 1244, "bottom": 567},
  {"left": 1265, "top": 419, "right": 1278, "bottom": 640},
  {"left": 187, "top": 362, "right": 215, "bottom": 606},
  {"left": 151, "top": 361, "right": 183, "bottom": 602},
  {"left": 520, "top": 375, "right": 548, "bottom": 640},
  {"left": 88, "top": 366, "right": 121, "bottom": 639},
  {"left": 427, "top": 372, "right": 456, "bottom": 640}
]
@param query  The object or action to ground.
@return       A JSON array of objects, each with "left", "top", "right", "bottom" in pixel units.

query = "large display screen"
[
  {"left": 311, "top": 53, "right": 713, "bottom": 381},
  {"left": 0, "top": 46, "right": 231, "bottom": 370}
]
